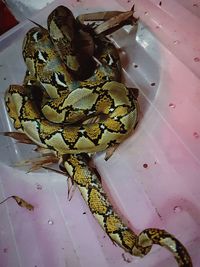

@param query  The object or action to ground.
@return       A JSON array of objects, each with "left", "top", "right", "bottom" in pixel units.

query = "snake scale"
[{"left": 5, "top": 6, "right": 192, "bottom": 266}]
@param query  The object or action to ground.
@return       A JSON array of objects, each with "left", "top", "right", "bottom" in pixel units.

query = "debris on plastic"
[{"left": 0, "top": 195, "right": 34, "bottom": 211}]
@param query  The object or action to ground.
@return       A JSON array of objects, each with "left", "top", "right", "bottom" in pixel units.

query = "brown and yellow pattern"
[{"left": 4, "top": 5, "right": 192, "bottom": 267}]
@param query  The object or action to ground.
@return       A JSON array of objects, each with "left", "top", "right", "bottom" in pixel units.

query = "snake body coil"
[{"left": 5, "top": 6, "right": 192, "bottom": 266}]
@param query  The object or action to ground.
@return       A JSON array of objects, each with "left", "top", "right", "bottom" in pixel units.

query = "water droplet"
[
  {"left": 143, "top": 163, "right": 148, "bottom": 169},
  {"left": 194, "top": 57, "right": 200, "bottom": 62},
  {"left": 174, "top": 206, "right": 182, "bottom": 213},
  {"left": 36, "top": 183, "right": 42, "bottom": 190},
  {"left": 193, "top": 132, "right": 199, "bottom": 138},
  {"left": 173, "top": 40, "right": 180, "bottom": 45},
  {"left": 117, "top": 48, "right": 126, "bottom": 55},
  {"left": 169, "top": 103, "right": 176, "bottom": 108},
  {"left": 48, "top": 220, "right": 54, "bottom": 225},
  {"left": 122, "top": 253, "right": 132, "bottom": 263}
]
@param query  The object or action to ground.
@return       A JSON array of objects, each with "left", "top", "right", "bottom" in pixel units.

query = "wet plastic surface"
[{"left": 0, "top": 0, "right": 200, "bottom": 266}]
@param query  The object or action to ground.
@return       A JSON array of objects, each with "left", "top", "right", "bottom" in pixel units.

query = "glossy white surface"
[{"left": 0, "top": 0, "right": 199, "bottom": 266}]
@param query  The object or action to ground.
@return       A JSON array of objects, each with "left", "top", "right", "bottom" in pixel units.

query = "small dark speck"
[
  {"left": 150, "top": 82, "right": 156, "bottom": 86},
  {"left": 194, "top": 57, "right": 200, "bottom": 62},
  {"left": 83, "top": 212, "right": 86, "bottom": 215},
  {"left": 3, "top": 77, "right": 6, "bottom": 80},
  {"left": 3, "top": 248, "right": 8, "bottom": 253},
  {"left": 159, "top": 1, "right": 162, "bottom": 6},
  {"left": 143, "top": 163, "right": 148, "bottom": 169},
  {"left": 134, "top": 64, "right": 138, "bottom": 68},
  {"left": 103, "top": 235, "right": 106, "bottom": 239},
  {"left": 144, "top": 11, "right": 148, "bottom": 15},
  {"left": 193, "top": 132, "right": 199, "bottom": 139},
  {"left": 193, "top": 3, "right": 198, "bottom": 7},
  {"left": 127, "top": 0, "right": 131, "bottom": 2}
]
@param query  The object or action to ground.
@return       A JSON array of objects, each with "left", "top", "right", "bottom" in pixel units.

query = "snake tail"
[{"left": 62, "top": 154, "right": 192, "bottom": 266}]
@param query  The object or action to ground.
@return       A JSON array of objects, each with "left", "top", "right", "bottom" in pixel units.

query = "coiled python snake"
[{"left": 5, "top": 6, "right": 192, "bottom": 266}]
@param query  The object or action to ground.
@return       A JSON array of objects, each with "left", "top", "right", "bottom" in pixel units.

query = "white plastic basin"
[{"left": 0, "top": 0, "right": 199, "bottom": 266}]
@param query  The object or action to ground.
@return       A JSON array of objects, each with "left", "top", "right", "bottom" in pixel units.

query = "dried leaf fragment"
[
  {"left": 77, "top": 11, "right": 123, "bottom": 23},
  {"left": 67, "top": 177, "right": 77, "bottom": 201},
  {"left": 15, "top": 154, "right": 59, "bottom": 172},
  {"left": 94, "top": 10, "right": 137, "bottom": 35},
  {"left": 77, "top": 6, "right": 138, "bottom": 36},
  {"left": 1, "top": 132, "right": 34, "bottom": 144},
  {"left": 0, "top": 195, "right": 34, "bottom": 211}
]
